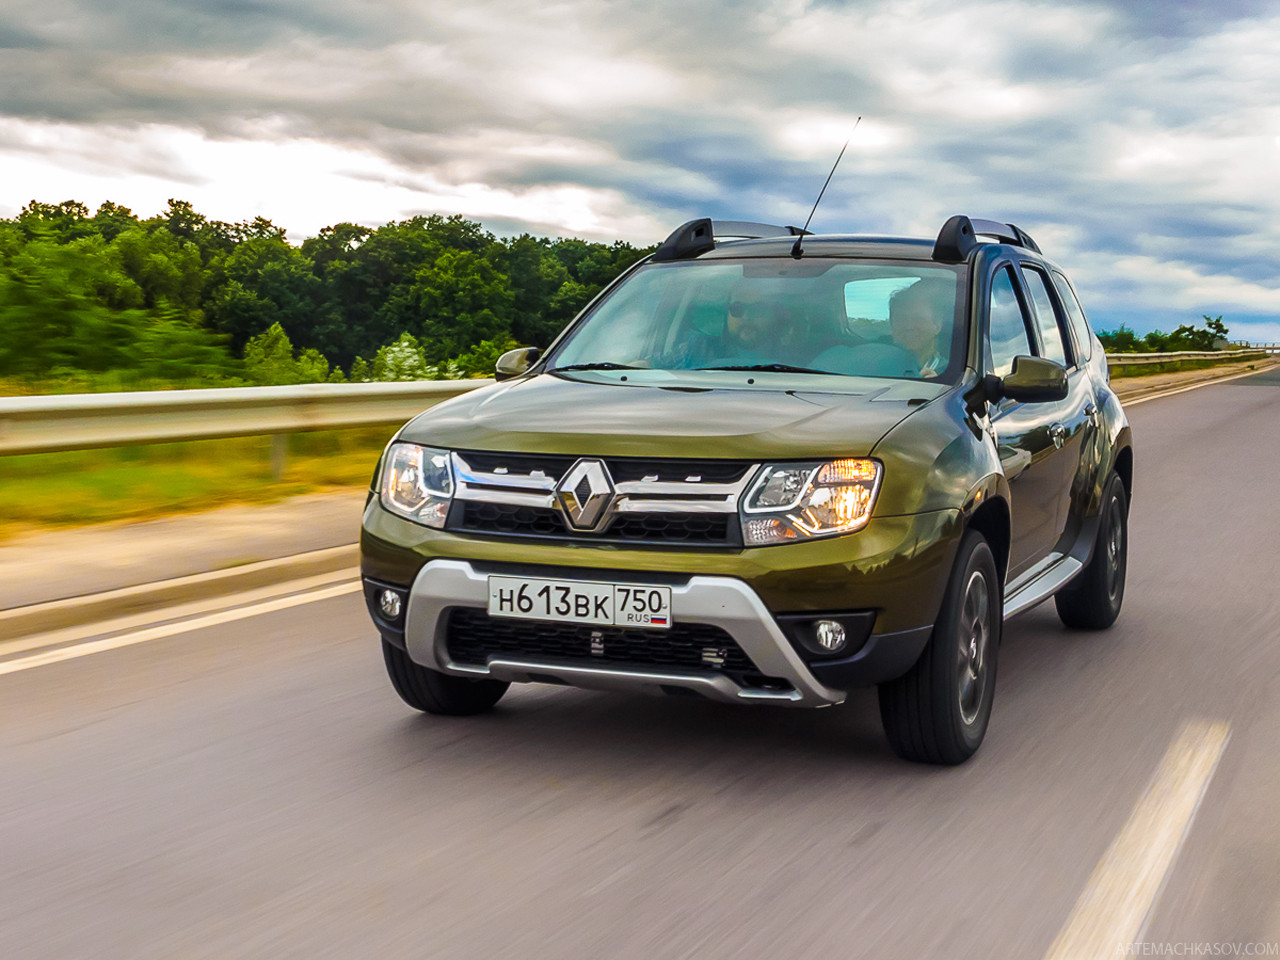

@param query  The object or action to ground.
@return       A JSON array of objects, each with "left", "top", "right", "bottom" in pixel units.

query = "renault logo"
[{"left": 555, "top": 459, "right": 616, "bottom": 530}]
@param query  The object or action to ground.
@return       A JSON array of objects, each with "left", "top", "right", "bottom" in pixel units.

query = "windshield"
[{"left": 548, "top": 259, "right": 967, "bottom": 382}]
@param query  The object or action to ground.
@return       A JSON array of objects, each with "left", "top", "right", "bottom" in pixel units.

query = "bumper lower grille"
[{"left": 445, "top": 607, "right": 760, "bottom": 677}]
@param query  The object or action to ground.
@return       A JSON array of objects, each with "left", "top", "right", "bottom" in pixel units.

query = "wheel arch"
[
  {"left": 963, "top": 488, "right": 1011, "bottom": 588},
  {"left": 1113, "top": 443, "right": 1133, "bottom": 510}
]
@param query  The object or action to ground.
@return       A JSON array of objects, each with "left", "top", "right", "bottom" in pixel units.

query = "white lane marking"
[
  {"left": 0, "top": 581, "right": 362, "bottom": 677},
  {"left": 1124, "top": 365, "right": 1275, "bottom": 406},
  {"left": 1043, "top": 719, "right": 1231, "bottom": 960},
  {"left": 0, "top": 568, "right": 360, "bottom": 659}
]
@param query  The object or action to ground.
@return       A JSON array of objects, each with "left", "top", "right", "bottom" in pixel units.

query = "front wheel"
[
  {"left": 1055, "top": 472, "right": 1127, "bottom": 630},
  {"left": 382, "top": 640, "right": 509, "bottom": 715},
  {"left": 878, "top": 530, "right": 1001, "bottom": 765}
]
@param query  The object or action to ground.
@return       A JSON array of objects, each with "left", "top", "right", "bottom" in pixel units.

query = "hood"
[{"left": 398, "top": 371, "right": 951, "bottom": 460}]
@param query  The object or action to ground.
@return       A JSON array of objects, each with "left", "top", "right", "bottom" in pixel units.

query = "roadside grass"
[{"left": 0, "top": 427, "right": 393, "bottom": 540}]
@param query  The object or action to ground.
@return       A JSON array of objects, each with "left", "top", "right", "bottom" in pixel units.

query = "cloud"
[
  {"left": 0, "top": 0, "right": 1278, "bottom": 332},
  {"left": 0, "top": 117, "right": 672, "bottom": 242}
]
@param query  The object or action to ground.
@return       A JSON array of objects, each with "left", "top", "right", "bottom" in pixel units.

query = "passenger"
[{"left": 888, "top": 280, "right": 951, "bottom": 378}]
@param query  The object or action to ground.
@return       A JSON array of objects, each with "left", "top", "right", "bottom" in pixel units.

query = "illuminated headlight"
[
  {"left": 741, "top": 459, "right": 881, "bottom": 546},
  {"left": 379, "top": 442, "right": 453, "bottom": 528}
]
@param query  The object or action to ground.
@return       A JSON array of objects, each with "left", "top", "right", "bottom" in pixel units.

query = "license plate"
[{"left": 487, "top": 576, "right": 672, "bottom": 630}]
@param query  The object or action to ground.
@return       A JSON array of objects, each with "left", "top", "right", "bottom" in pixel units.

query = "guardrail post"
[{"left": 270, "top": 434, "right": 287, "bottom": 481}]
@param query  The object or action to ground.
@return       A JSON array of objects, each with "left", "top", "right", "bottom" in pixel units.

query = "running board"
[{"left": 1003, "top": 556, "right": 1084, "bottom": 619}]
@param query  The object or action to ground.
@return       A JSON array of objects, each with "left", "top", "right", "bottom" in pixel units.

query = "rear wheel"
[
  {"left": 382, "top": 640, "right": 509, "bottom": 715},
  {"left": 1055, "top": 472, "right": 1127, "bottom": 630},
  {"left": 878, "top": 531, "right": 1001, "bottom": 765}
]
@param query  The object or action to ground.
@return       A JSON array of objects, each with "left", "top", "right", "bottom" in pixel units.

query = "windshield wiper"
[
  {"left": 696, "top": 363, "right": 839, "bottom": 375},
  {"left": 550, "top": 362, "right": 640, "bottom": 372}
]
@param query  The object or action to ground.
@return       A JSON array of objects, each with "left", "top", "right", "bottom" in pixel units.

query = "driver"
[
  {"left": 724, "top": 284, "right": 791, "bottom": 358},
  {"left": 888, "top": 280, "right": 950, "bottom": 378},
  {"left": 676, "top": 280, "right": 798, "bottom": 367}
]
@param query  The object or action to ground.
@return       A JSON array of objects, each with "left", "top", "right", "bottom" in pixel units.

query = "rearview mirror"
[
  {"left": 991, "top": 355, "right": 1068, "bottom": 403},
  {"left": 495, "top": 346, "right": 540, "bottom": 381}
]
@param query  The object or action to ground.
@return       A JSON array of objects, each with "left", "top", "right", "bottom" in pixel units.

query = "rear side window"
[
  {"left": 1022, "top": 266, "right": 1069, "bottom": 367},
  {"left": 1051, "top": 271, "right": 1093, "bottom": 362},
  {"left": 986, "top": 266, "right": 1034, "bottom": 378}
]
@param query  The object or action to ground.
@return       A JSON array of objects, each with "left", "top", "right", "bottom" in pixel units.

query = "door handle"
[
  {"left": 1083, "top": 402, "right": 1098, "bottom": 426},
  {"left": 1049, "top": 422, "right": 1067, "bottom": 448}
]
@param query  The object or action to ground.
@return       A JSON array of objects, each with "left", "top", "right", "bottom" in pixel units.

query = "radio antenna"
[{"left": 791, "top": 116, "right": 861, "bottom": 258}]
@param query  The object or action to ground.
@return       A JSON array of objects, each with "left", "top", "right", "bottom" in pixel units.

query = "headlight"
[
  {"left": 741, "top": 459, "right": 881, "bottom": 545},
  {"left": 380, "top": 442, "right": 453, "bottom": 528}
]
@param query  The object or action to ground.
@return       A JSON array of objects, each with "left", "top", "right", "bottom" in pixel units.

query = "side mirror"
[
  {"left": 988, "top": 355, "right": 1068, "bottom": 403},
  {"left": 495, "top": 346, "right": 540, "bottom": 381}
]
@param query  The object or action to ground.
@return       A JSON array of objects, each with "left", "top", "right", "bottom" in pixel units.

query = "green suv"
[{"left": 361, "top": 215, "right": 1132, "bottom": 764}]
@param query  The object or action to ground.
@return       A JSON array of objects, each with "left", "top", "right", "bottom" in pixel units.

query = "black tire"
[
  {"left": 878, "top": 531, "right": 1001, "bottom": 765},
  {"left": 382, "top": 640, "right": 509, "bottom": 715},
  {"left": 1055, "top": 473, "right": 1127, "bottom": 630}
]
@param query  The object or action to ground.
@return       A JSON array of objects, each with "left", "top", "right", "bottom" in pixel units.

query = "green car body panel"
[{"left": 360, "top": 219, "right": 1132, "bottom": 745}]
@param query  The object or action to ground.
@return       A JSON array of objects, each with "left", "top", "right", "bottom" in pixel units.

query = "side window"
[
  {"left": 1051, "top": 271, "right": 1093, "bottom": 362},
  {"left": 986, "top": 266, "right": 1034, "bottom": 378},
  {"left": 1021, "top": 266, "right": 1069, "bottom": 367}
]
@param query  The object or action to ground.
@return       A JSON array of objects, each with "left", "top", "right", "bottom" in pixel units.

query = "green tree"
[
  {"left": 112, "top": 225, "right": 206, "bottom": 323},
  {"left": 451, "top": 336, "right": 521, "bottom": 378},
  {"left": 0, "top": 240, "right": 139, "bottom": 376},
  {"left": 130, "top": 309, "right": 241, "bottom": 384},
  {"left": 156, "top": 199, "right": 237, "bottom": 264},
  {"left": 488, "top": 234, "right": 570, "bottom": 347},
  {"left": 90, "top": 202, "right": 140, "bottom": 242},
  {"left": 0, "top": 237, "right": 236, "bottom": 385},
  {"left": 371, "top": 331, "right": 430, "bottom": 381},
  {"left": 1202, "top": 315, "right": 1229, "bottom": 345},
  {"left": 204, "top": 235, "right": 335, "bottom": 355},
  {"left": 242, "top": 322, "right": 339, "bottom": 385},
  {"left": 17, "top": 200, "right": 96, "bottom": 244},
  {"left": 0, "top": 199, "right": 660, "bottom": 390},
  {"left": 377, "top": 248, "right": 514, "bottom": 362},
  {"left": 1099, "top": 316, "right": 1232, "bottom": 353}
]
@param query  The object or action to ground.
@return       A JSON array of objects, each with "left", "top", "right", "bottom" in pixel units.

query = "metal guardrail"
[
  {"left": 1106, "top": 348, "right": 1271, "bottom": 369},
  {"left": 0, "top": 347, "right": 1274, "bottom": 459},
  {"left": 0, "top": 380, "right": 490, "bottom": 457}
]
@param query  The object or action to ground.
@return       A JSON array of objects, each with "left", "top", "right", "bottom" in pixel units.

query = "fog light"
[
  {"left": 815, "top": 620, "right": 847, "bottom": 652},
  {"left": 379, "top": 589, "right": 403, "bottom": 619}
]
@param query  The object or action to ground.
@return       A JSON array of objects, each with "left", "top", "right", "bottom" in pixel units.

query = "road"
[{"left": 3, "top": 370, "right": 1279, "bottom": 959}]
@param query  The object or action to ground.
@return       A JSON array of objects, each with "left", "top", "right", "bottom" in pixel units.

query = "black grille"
[
  {"left": 609, "top": 514, "right": 730, "bottom": 542},
  {"left": 445, "top": 607, "right": 770, "bottom": 680},
  {"left": 460, "top": 502, "right": 564, "bottom": 536},
  {"left": 455, "top": 502, "right": 735, "bottom": 545},
  {"left": 457, "top": 450, "right": 570, "bottom": 480}
]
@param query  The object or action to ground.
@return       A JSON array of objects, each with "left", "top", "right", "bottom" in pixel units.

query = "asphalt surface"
[
  {"left": 0, "top": 490, "right": 362, "bottom": 609},
  {"left": 2, "top": 370, "right": 1279, "bottom": 959}
]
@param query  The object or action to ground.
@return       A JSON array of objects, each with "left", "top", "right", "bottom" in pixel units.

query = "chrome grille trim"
[
  {"left": 452, "top": 452, "right": 556, "bottom": 491},
  {"left": 448, "top": 451, "right": 761, "bottom": 539},
  {"left": 613, "top": 479, "right": 746, "bottom": 497},
  {"left": 452, "top": 451, "right": 557, "bottom": 509},
  {"left": 613, "top": 498, "right": 738, "bottom": 515}
]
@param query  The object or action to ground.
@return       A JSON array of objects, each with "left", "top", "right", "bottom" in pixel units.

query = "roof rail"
[
  {"left": 650, "top": 219, "right": 809, "bottom": 262},
  {"left": 932, "top": 215, "right": 1041, "bottom": 262}
]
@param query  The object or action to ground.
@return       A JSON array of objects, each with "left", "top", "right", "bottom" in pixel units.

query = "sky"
[{"left": 2, "top": 0, "right": 1279, "bottom": 340}]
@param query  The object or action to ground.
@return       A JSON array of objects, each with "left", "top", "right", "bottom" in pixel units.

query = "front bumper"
[
  {"left": 383, "top": 559, "right": 933, "bottom": 707},
  {"left": 363, "top": 499, "right": 961, "bottom": 705}
]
